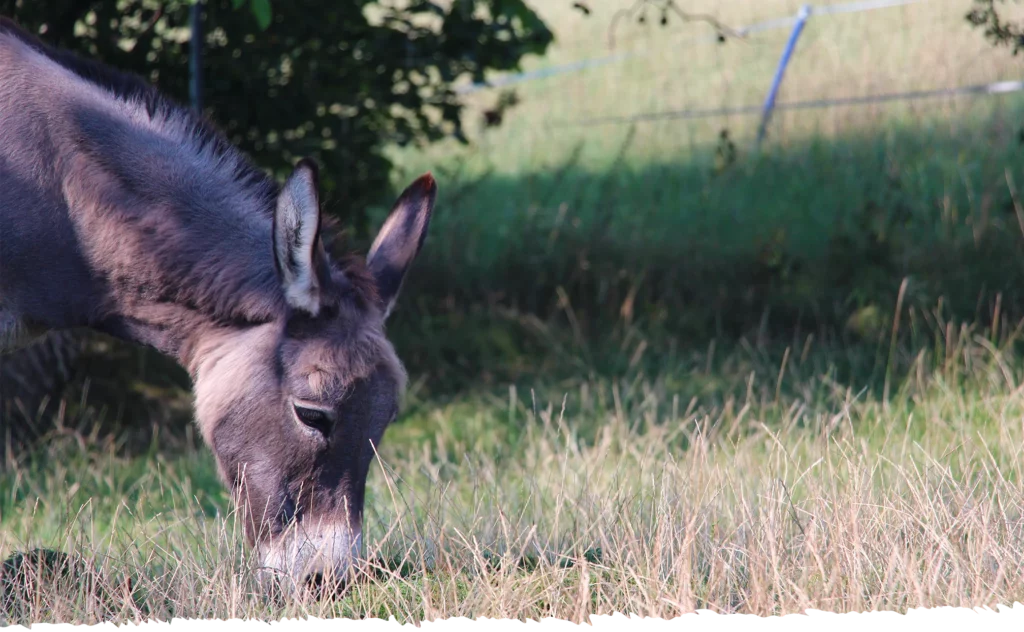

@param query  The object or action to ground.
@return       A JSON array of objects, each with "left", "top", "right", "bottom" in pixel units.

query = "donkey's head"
[{"left": 189, "top": 161, "right": 435, "bottom": 591}]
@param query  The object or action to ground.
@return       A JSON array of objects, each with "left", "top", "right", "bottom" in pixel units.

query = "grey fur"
[{"left": 0, "top": 20, "right": 436, "bottom": 588}]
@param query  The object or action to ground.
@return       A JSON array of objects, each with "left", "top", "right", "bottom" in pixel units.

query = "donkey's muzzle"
[{"left": 257, "top": 523, "right": 362, "bottom": 596}]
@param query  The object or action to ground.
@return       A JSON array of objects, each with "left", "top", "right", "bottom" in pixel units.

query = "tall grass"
[
  {"left": 5, "top": 317, "right": 1024, "bottom": 624},
  {"left": 437, "top": 0, "right": 1024, "bottom": 157}
]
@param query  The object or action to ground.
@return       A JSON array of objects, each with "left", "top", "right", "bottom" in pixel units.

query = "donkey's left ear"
[
  {"left": 274, "top": 158, "right": 327, "bottom": 317},
  {"left": 367, "top": 173, "right": 437, "bottom": 318}
]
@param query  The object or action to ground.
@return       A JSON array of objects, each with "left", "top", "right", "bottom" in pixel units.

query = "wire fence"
[
  {"left": 456, "top": 0, "right": 1024, "bottom": 154},
  {"left": 546, "top": 80, "right": 1024, "bottom": 129},
  {"left": 456, "top": 0, "right": 931, "bottom": 96}
]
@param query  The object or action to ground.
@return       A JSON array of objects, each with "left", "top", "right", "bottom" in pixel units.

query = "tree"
[{"left": 967, "top": 0, "right": 1024, "bottom": 55}]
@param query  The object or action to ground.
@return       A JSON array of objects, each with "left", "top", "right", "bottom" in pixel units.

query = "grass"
[
  {"left": 374, "top": 0, "right": 1024, "bottom": 350},
  {"left": 6, "top": 317, "right": 1024, "bottom": 624},
  {"left": 8, "top": 0, "right": 1024, "bottom": 625},
  {"left": 442, "top": 0, "right": 1024, "bottom": 154}
]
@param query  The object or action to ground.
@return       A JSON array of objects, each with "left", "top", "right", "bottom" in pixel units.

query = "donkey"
[{"left": 0, "top": 18, "right": 435, "bottom": 590}]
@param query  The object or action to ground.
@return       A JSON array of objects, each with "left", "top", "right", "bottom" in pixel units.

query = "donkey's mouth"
[
  {"left": 304, "top": 569, "right": 352, "bottom": 599},
  {"left": 256, "top": 525, "right": 362, "bottom": 597}
]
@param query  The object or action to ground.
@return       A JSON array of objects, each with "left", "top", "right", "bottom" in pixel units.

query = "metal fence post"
[
  {"left": 756, "top": 4, "right": 812, "bottom": 150},
  {"left": 189, "top": 0, "right": 204, "bottom": 112}
]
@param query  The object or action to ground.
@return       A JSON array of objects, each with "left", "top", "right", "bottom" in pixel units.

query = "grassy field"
[
  {"left": 381, "top": 0, "right": 1024, "bottom": 347},
  {"left": 432, "top": 0, "right": 1024, "bottom": 155},
  {"left": 7, "top": 0, "right": 1024, "bottom": 624},
  {"left": 6, "top": 326, "right": 1024, "bottom": 623}
]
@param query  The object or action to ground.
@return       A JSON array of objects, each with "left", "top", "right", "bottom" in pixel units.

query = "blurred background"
[{"left": 3, "top": 0, "right": 1024, "bottom": 455}]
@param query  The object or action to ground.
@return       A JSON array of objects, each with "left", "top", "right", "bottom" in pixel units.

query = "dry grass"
[
  {"left": 399, "top": 0, "right": 1024, "bottom": 175},
  {"left": 5, "top": 321, "right": 1024, "bottom": 624}
]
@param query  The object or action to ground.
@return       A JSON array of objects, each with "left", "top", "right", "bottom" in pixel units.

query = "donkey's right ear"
[{"left": 274, "top": 159, "right": 326, "bottom": 317}]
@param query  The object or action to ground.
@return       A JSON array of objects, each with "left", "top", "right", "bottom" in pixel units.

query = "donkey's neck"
[
  {"left": 64, "top": 152, "right": 288, "bottom": 366},
  {"left": 1, "top": 21, "right": 289, "bottom": 366},
  {"left": 94, "top": 304, "right": 241, "bottom": 370}
]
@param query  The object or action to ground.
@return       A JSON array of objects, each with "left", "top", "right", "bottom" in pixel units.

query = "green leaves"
[
  {"left": 967, "top": 0, "right": 1024, "bottom": 56},
  {"left": 230, "top": 0, "right": 271, "bottom": 30},
  {"left": 249, "top": 0, "right": 271, "bottom": 30}
]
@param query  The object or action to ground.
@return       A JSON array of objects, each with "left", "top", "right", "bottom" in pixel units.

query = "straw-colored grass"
[
  {"left": 412, "top": 0, "right": 1024, "bottom": 171},
  {"left": 5, "top": 320, "right": 1024, "bottom": 624}
]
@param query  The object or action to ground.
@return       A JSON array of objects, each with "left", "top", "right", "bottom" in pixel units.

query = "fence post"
[
  {"left": 756, "top": 4, "right": 812, "bottom": 150},
  {"left": 189, "top": 0, "right": 204, "bottom": 112}
]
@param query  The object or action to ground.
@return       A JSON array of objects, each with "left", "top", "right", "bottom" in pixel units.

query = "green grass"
[
  {"left": 381, "top": 113, "right": 1024, "bottom": 385},
  {"left": 371, "top": 0, "right": 1024, "bottom": 352}
]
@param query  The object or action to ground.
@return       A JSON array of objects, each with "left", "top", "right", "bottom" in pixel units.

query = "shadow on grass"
[
  {"left": 387, "top": 111, "right": 1024, "bottom": 389},
  {"left": 5, "top": 113, "right": 1024, "bottom": 455}
]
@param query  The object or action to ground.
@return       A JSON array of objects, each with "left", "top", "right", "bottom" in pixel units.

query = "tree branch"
[{"left": 608, "top": 0, "right": 742, "bottom": 49}]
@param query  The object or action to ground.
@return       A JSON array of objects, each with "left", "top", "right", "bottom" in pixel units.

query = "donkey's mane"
[
  {"left": 0, "top": 17, "right": 278, "bottom": 209},
  {"left": 0, "top": 17, "right": 378, "bottom": 326}
]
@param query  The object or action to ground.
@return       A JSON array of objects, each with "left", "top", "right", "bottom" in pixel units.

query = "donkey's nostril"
[{"left": 303, "top": 570, "right": 348, "bottom": 599}]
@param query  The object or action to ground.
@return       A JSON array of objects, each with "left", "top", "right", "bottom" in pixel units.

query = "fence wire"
[{"left": 456, "top": 0, "right": 1023, "bottom": 153}]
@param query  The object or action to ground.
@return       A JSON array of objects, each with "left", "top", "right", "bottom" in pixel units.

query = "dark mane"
[{"left": 0, "top": 16, "right": 277, "bottom": 207}]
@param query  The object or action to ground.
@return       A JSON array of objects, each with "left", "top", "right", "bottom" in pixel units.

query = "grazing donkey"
[{"left": 0, "top": 18, "right": 435, "bottom": 590}]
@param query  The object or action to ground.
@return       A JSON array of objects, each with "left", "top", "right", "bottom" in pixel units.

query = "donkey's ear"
[
  {"left": 274, "top": 159, "right": 326, "bottom": 316},
  {"left": 367, "top": 173, "right": 437, "bottom": 318}
]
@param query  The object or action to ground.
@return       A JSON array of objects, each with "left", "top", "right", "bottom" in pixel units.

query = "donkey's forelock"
[
  {"left": 189, "top": 290, "right": 405, "bottom": 445},
  {"left": 287, "top": 316, "right": 408, "bottom": 400}
]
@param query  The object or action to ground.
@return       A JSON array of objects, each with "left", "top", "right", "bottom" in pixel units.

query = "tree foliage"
[
  {"left": 0, "top": 0, "right": 553, "bottom": 235},
  {"left": 967, "top": 0, "right": 1024, "bottom": 56}
]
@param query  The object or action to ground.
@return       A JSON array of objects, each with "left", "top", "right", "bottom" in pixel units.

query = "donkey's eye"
[{"left": 293, "top": 405, "right": 332, "bottom": 436}]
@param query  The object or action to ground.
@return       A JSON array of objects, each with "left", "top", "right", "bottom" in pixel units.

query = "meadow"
[
  {"left": 6, "top": 0, "right": 1024, "bottom": 624},
  {"left": 6, "top": 328, "right": 1024, "bottom": 623}
]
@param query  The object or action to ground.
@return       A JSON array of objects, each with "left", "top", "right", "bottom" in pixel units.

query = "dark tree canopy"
[{"left": 0, "top": 0, "right": 553, "bottom": 235}]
